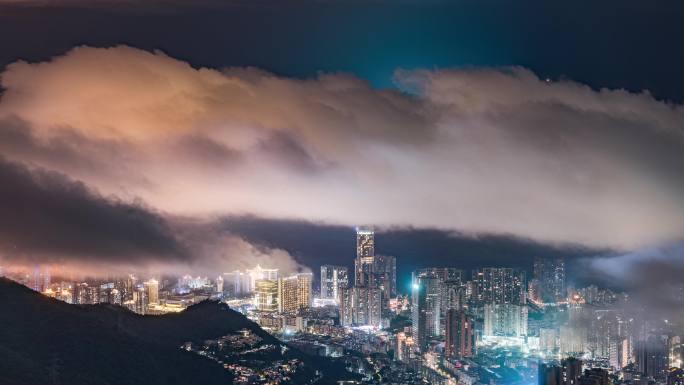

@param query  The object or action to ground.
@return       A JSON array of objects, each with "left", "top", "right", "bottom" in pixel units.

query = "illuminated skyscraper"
[
  {"left": 144, "top": 279, "right": 159, "bottom": 305},
  {"left": 412, "top": 272, "right": 442, "bottom": 351},
  {"left": 247, "top": 265, "right": 279, "bottom": 293},
  {"left": 320, "top": 265, "right": 348, "bottom": 300},
  {"left": 354, "top": 226, "right": 375, "bottom": 287},
  {"left": 277, "top": 273, "right": 312, "bottom": 313},
  {"left": 354, "top": 286, "right": 382, "bottom": 327},
  {"left": 254, "top": 279, "right": 278, "bottom": 312},
  {"left": 339, "top": 286, "right": 354, "bottom": 326},
  {"left": 414, "top": 267, "right": 463, "bottom": 335}
]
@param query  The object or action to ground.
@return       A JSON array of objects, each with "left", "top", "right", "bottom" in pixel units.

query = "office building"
[
  {"left": 144, "top": 279, "right": 159, "bottom": 305},
  {"left": 254, "top": 279, "right": 278, "bottom": 312},
  {"left": 247, "top": 265, "right": 279, "bottom": 293}
]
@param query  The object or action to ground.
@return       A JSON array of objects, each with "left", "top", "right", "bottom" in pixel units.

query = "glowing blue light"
[{"left": 412, "top": 283, "right": 420, "bottom": 290}]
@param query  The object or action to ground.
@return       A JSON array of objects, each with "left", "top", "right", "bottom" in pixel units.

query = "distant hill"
[{"left": 0, "top": 278, "right": 352, "bottom": 385}]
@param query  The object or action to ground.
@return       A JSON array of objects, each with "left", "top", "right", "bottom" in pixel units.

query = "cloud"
[
  {"left": 0, "top": 46, "right": 683, "bottom": 252},
  {"left": 0, "top": 156, "right": 304, "bottom": 276},
  {"left": 587, "top": 243, "right": 684, "bottom": 330},
  {"left": 0, "top": 156, "right": 183, "bottom": 263}
]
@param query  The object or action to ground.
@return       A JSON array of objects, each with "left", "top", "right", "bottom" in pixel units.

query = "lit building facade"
[
  {"left": 254, "top": 279, "right": 278, "bottom": 312},
  {"left": 483, "top": 303, "right": 528, "bottom": 338},
  {"left": 144, "top": 279, "right": 159, "bottom": 305},
  {"left": 354, "top": 226, "right": 375, "bottom": 287},
  {"left": 472, "top": 267, "right": 527, "bottom": 306},
  {"left": 277, "top": 273, "right": 312, "bottom": 313},
  {"left": 247, "top": 265, "right": 279, "bottom": 293},
  {"left": 320, "top": 265, "right": 348, "bottom": 300},
  {"left": 412, "top": 272, "right": 442, "bottom": 351},
  {"left": 339, "top": 286, "right": 382, "bottom": 327},
  {"left": 445, "top": 309, "right": 475, "bottom": 359}
]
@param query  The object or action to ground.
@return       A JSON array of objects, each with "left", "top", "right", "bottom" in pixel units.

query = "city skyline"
[{"left": 0, "top": 1, "right": 683, "bottom": 384}]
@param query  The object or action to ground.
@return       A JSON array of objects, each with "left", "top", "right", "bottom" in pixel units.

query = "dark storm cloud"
[
  {"left": 0, "top": 156, "right": 186, "bottom": 263},
  {"left": 0, "top": 156, "right": 307, "bottom": 275},
  {"left": 218, "top": 216, "right": 602, "bottom": 291},
  {"left": 0, "top": 117, "right": 154, "bottom": 191}
]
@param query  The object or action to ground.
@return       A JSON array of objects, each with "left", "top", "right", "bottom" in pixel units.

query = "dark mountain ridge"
[{"left": 0, "top": 278, "right": 349, "bottom": 385}]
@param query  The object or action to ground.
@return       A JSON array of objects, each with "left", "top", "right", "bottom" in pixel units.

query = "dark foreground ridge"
[{"left": 0, "top": 278, "right": 352, "bottom": 385}]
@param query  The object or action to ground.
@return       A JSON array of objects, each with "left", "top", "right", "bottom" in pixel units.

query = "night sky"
[
  {"left": 0, "top": 0, "right": 683, "bottom": 294},
  {"left": 2, "top": 0, "right": 684, "bottom": 100}
]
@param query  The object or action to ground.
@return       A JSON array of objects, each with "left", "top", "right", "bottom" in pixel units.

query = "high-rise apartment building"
[
  {"left": 533, "top": 258, "right": 566, "bottom": 304},
  {"left": 413, "top": 267, "right": 464, "bottom": 335},
  {"left": 472, "top": 267, "right": 526, "bottom": 306},
  {"left": 412, "top": 272, "right": 442, "bottom": 351},
  {"left": 339, "top": 286, "right": 382, "bottom": 327},
  {"left": 374, "top": 255, "right": 397, "bottom": 298},
  {"left": 320, "top": 265, "right": 348, "bottom": 300},
  {"left": 278, "top": 273, "right": 312, "bottom": 313},
  {"left": 445, "top": 309, "right": 475, "bottom": 359},
  {"left": 483, "top": 303, "right": 528, "bottom": 338}
]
